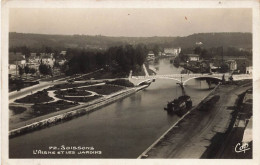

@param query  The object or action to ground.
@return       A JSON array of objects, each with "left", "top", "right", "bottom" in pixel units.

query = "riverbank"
[
  {"left": 9, "top": 85, "right": 149, "bottom": 138},
  {"left": 138, "top": 80, "right": 252, "bottom": 158}
]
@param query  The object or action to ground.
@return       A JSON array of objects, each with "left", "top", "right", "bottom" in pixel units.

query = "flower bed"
[{"left": 15, "top": 90, "right": 54, "bottom": 103}]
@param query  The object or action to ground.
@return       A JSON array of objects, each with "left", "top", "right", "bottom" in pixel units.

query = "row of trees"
[
  {"left": 18, "top": 63, "right": 53, "bottom": 78},
  {"left": 18, "top": 65, "right": 37, "bottom": 78},
  {"left": 65, "top": 44, "right": 148, "bottom": 76},
  {"left": 188, "top": 46, "right": 252, "bottom": 60}
]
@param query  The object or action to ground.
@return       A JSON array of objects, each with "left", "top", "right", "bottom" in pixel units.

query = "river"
[{"left": 9, "top": 58, "right": 214, "bottom": 158}]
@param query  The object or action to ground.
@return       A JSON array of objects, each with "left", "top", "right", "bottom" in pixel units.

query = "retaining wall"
[{"left": 9, "top": 85, "right": 148, "bottom": 138}]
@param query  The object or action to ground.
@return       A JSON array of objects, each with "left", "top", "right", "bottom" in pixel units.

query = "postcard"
[{"left": 1, "top": 0, "right": 260, "bottom": 165}]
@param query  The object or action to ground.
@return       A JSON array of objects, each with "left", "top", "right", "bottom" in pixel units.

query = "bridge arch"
[
  {"left": 183, "top": 76, "right": 222, "bottom": 85},
  {"left": 155, "top": 77, "right": 182, "bottom": 83}
]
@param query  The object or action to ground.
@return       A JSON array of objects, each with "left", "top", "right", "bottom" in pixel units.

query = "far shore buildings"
[
  {"left": 164, "top": 47, "right": 181, "bottom": 56},
  {"left": 9, "top": 52, "right": 64, "bottom": 77}
]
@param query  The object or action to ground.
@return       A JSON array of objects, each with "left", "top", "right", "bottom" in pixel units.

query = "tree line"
[{"left": 65, "top": 44, "right": 148, "bottom": 76}]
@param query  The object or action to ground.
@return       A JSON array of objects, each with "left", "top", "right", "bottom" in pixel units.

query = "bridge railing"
[{"left": 132, "top": 73, "right": 251, "bottom": 80}]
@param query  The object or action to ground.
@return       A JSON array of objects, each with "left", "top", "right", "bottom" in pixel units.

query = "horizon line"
[{"left": 9, "top": 31, "right": 252, "bottom": 38}]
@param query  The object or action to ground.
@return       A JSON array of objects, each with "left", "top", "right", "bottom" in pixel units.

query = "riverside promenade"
[{"left": 9, "top": 84, "right": 149, "bottom": 138}]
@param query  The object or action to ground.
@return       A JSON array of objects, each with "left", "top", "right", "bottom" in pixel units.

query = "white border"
[{"left": 1, "top": 1, "right": 260, "bottom": 165}]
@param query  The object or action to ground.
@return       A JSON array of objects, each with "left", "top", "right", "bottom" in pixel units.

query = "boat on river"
[
  {"left": 164, "top": 95, "right": 192, "bottom": 113},
  {"left": 164, "top": 81, "right": 192, "bottom": 114}
]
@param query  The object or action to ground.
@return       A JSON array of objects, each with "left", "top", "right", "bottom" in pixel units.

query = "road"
[
  {"left": 9, "top": 81, "right": 64, "bottom": 103},
  {"left": 9, "top": 69, "right": 106, "bottom": 102},
  {"left": 142, "top": 82, "right": 252, "bottom": 158}
]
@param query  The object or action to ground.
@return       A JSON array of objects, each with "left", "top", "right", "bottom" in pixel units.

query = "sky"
[{"left": 9, "top": 8, "right": 252, "bottom": 37}]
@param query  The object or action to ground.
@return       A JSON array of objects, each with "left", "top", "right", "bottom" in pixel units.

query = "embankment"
[
  {"left": 9, "top": 85, "right": 148, "bottom": 138},
  {"left": 137, "top": 83, "right": 221, "bottom": 158},
  {"left": 138, "top": 81, "right": 252, "bottom": 158}
]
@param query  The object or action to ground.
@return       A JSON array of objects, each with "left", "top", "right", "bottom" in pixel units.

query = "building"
[
  {"left": 40, "top": 53, "right": 55, "bottom": 67},
  {"left": 195, "top": 42, "right": 203, "bottom": 45},
  {"left": 164, "top": 47, "right": 181, "bottom": 56},
  {"left": 9, "top": 52, "right": 26, "bottom": 76},
  {"left": 185, "top": 54, "right": 200, "bottom": 62},
  {"left": 147, "top": 51, "right": 155, "bottom": 60},
  {"left": 225, "top": 60, "right": 237, "bottom": 71},
  {"left": 56, "top": 57, "right": 67, "bottom": 66},
  {"left": 60, "top": 51, "right": 67, "bottom": 56},
  {"left": 246, "top": 66, "right": 253, "bottom": 74}
]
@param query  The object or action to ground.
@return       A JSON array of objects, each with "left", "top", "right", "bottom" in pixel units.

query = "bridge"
[{"left": 129, "top": 73, "right": 252, "bottom": 86}]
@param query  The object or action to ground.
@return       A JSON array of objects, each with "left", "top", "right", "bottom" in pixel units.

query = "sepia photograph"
[{"left": 1, "top": 0, "right": 260, "bottom": 164}]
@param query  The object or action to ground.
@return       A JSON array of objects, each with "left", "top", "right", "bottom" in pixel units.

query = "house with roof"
[
  {"left": 40, "top": 53, "right": 55, "bottom": 67},
  {"left": 60, "top": 51, "right": 67, "bottom": 56},
  {"left": 185, "top": 54, "right": 200, "bottom": 62},
  {"left": 246, "top": 66, "right": 253, "bottom": 74},
  {"left": 9, "top": 52, "right": 26, "bottom": 76},
  {"left": 225, "top": 60, "right": 237, "bottom": 71},
  {"left": 56, "top": 56, "right": 67, "bottom": 66}
]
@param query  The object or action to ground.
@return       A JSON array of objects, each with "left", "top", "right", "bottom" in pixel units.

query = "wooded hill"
[{"left": 9, "top": 32, "right": 252, "bottom": 50}]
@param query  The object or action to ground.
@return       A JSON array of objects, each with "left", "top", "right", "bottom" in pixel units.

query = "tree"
[
  {"left": 201, "top": 49, "right": 209, "bottom": 59},
  {"left": 24, "top": 65, "right": 30, "bottom": 79},
  {"left": 20, "top": 46, "right": 31, "bottom": 59},
  {"left": 29, "top": 68, "right": 36, "bottom": 75},
  {"left": 194, "top": 46, "right": 202, "bottom": 55},
  {"left": 18, "top": 66, "right": 24, "bottom": 77},
  {"left": 39, "top": 64, "right": 52, "bottom": 76},
  {"left": 152, "top": 45, "right": 160, "bottom": 57},
  {"left": 219, "top": 63, "right": 229, "bottom": 73}
]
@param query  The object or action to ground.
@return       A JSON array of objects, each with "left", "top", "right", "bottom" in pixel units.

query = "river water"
[{"left": 9, "top": 58, "right": 213, "bottom": 158}]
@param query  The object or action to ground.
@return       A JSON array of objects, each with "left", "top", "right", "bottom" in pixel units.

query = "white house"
[
  {"left": 225, "top": 60, "right": 237, "bottom": 71},
  {"left": 60, "top": 51, "right": 67, "bottom": 56},
  {"left": 186, "top": 54, "right": 200, "bottom": 62},
  {"left": 246, "top": 66, "right": 253, "bottom": 74},
  {"left": 40, "top": 53, "right": 55, "bottom": 67},
  {"left": 196, "top": 42, "right": 203, "bottom": 45}
]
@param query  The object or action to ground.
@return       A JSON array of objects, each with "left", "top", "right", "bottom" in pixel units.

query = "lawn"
[
  {"left": 80, "top": 84, "right": 125, "bottom": 95},
  {"left": 15, "top": 90, "right": 54, "bottom": 103},
  {"left": 106, "top": 79, "right": 134, "bottom": 87},
  {"left": 9, "top": 106, "right": 27, "bottom": 115},
  {"left": 54, "top": 88, "right": 92, "bottom": 96},
  {"left": 31, "top": 100, "right": 79, "bottom": 116}
]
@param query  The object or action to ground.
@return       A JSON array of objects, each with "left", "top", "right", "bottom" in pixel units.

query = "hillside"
[{"left": 9, "top": 32, "right": 252, "bottom": 50}]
